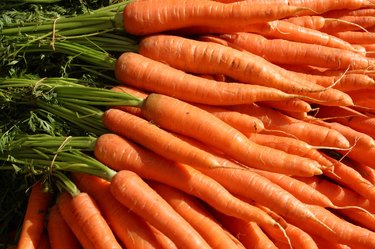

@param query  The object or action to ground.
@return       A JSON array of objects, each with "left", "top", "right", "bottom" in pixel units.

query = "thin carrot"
[
  {"left": 231, "top": 103, "right": 351, "bottom": 149},
  {"left": 287, "top": 204, "right": 375, "bottom": 248},
  {"left": 57, "top": 191, "right": 122, "bottom": 249},
  {"left": 115, "top": 52, "right": 304, "bottom": 106},
  {"left": 140, "top": 93, "right": 324, "bottom": 176},
  {"left": 219, "top": 32, "right": 374, "bottom": 70},
  {"left": 109, "top": 170, "right": 212, "bottom": 249},
  {"left": 323, "top": 7, "right": 375, "bottom": 18},
  {"left": 123, "top": 0, "right": 309, "bottom": 35},
  {"left": 102, "top": 108, "right": 222, "bottom": 169},
  {"left": 47, "top": 205, "right": 80, "bottom": 249},
  {"left": 259, "top": 99, "right": 312, "bottom": 113},
  {"left": 17, "top": 181, "right": 52, "bottom": 249},
  {"left": 72, "top": 173, "right": 163, "bottom": 249},
  {"left": 138, "top": 34, "right": 328, "bottom": 94},
  {"left": 149, "top": 181, "right": 242, "bottom": 249},
  {"left": 94, "top": 133, "right": 281, "bottom": 229}
]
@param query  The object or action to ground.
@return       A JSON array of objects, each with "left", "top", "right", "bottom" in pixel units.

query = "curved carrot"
[
  {"left": 17, "top": 181, "right": 52, "bottom": 249},
  {"left": 47, "top": 205, "right": 80, "bottom": 249},
  {"left": 57, "top": 191, "right": 122, "bottom": 249},
  {"left": 150, "top": 181, "right": 242, "bottom": 249},
  {"left": 115, "top": 52, "right": 305, "bottom": 106},
  {"left": 94, "top": 133, "right": 280, "bottom": 229},
  {"left": 73, "top": 173, "right": 163, "bottom": 249},
  {"left": 140, "top": 93, "right": 323, "bottom": 176},
  {"left": 123, "top": 0, "right": 309, "bottom": 35},
  {"left": 103, "top": 108, "right": 221, "bottom": 169},
  {"left": 109, "top": 170, "right": 212, "bottom": 249}
]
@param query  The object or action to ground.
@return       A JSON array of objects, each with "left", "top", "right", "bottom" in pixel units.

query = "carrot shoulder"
[{"left": 17, "top": 181, "right": 52, "bottom": 249}]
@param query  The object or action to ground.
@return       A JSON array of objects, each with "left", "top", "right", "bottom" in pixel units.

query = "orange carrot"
[
  {"left": 57, "top": 191, "right": 122, "bottom": 249},
  {"left": 219, "top": 32, "right": 374, "bottom": 70},
  {"left": 115, "top": 52, "right": 304, "bottom": 106},
  {"left": 333, "top": 30, "right": 375, "bottom": 44},
  {"left": 94, "top": 133, "right": 281, "bottom": 229},
  {"left": 111, "top": 85, "right": 148, "bottom": 117},
  {"left": 287, "top": 204, "right": 375, "bottom": 248},
  {"left": 139, "top": 34, "right": 328, "bottom": 94},
  {"left": 103, "top": 108, "right": 221, "bottom": 169},
  {"left": 311, "top": 235, "right": 352, "bottom": 249},
  {"left": 259, "top": 99, "right": 312, "bottom": 113},
  {"left": 140, "top": 93, "right": 324, "bottom": 176},
  {"left": 231, "top": 103, "right": 351, "bottom": 148},
  {"left": 123, "top": 0, "right": 309, "bottom": 35},
  {"left": 73, "top": 173, "right": 163, "bottom": 249},
  {"left": 149, "top": 181, "right": 242, "bottom": 249},
  {"left": 148, "top": 225, "right": 178, "bottom": 249},
  {"left": 47, "top": 205, "right": 80, "bottom": 249},
  {"left": 109, "top": 170, "right": 212, "bottom": 249},
  {"left": 17, "top": 181, "right": 52, "bottom": 249},
  {"left": 212, "top": 211, "right": 278, "bottom": 249}
]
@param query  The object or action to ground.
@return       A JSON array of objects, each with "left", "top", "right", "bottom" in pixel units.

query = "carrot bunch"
[{"left": 6, "top": 0, "right": 375, "bottom": 248}]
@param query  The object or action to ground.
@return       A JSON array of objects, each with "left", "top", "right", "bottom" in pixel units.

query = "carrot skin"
[
  {"left": 110, "top": 170, "right": 212, "bottom": 249},
  {"left": 57, "top": 192, "right": 122, "bottom": 249},
  {"left": 17, "top": 181, "right": 52, "bottom": 249}
]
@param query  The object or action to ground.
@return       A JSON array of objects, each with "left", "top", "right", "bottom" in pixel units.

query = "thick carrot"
[
  {"left": 72, "top": 173, "right": 163, "bottom": 249},
  {"left": 94, "top": 133, "right": 281, "bottom": 229},
  {"left": 47, "top": 205, "right": 80, "bottom": 249},
  {"left": 138, "top": 34, "right": 328, "bottom": 94},
  {"left": 115, "top": 52, "right": 304, "bottom": 106},
  {"left": 57, "top": 191, "right": 122, "bottom": 249},
  {"left": 140, "top": 93, "right": 324, "bottom": 176},
  {"left": 149, "top": 181, "right": 242, "bottom": 249},
  {"left": 109, "top": 170, "right": 212, "bottom": 249},
  {"left": 219, "top": 32, "right": 374, "bottom": 70},
  {"left": 231, "top": 103, "right": 351, "bottom": 149},
  {"left": 333, "top": 30, "right": 375, "bottom": 44},
  {"left": 17, "top": 181, "right": 52, "bottom": 249},
  {"left": 123, "top": 0, "right": 309, "bottom": 35},
  {"left": 287, "top": 204, "right": 375, "bottom": 248},
  {"left": 103, "top": 108, "right": 222, "bottom": 169}
]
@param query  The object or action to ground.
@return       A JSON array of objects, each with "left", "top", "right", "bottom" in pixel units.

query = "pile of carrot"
[{"left": 8, "top": 0, "right": 375, "bottom": 248}]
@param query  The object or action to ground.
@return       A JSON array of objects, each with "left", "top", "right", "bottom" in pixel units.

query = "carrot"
[
  {"left": 259, "top": 99, "right": 312, "bottom": 113},
  {"left": 123, "top": 0, "right": 309, "bottom": 35},
  {"left": 115, "top": 52, "right": 305, "bottom": 106},
  {"left": 109, "top": 170, "right": 212, "bottom": 249},
  {"left": 351, "top": 161, "right": 375, "bottom": 185},
  {"left": 219, "top": 32, "right": 374, "bottom": 70},
  {"left": 17, "top": 181, "right": 52, "bottom": 249},
  {"left": 138, "top": 34, "right": 328, "bottom": 94},
  {"left": 102, "top": 108, "right": 222, "bottom": 169},
  {"left": 140, "top": 93, "right": 324, "bottom": 176},
  {"left": 72, "top": 173, "right": 163, "bottom": 249},
  {"left": 94, "top": 133, "right": 281, "bottom": 229},
  {"left": 323, "top": 7, "right": 375, "bottom": 18},
  {"left": 147, "top": 225, "right": 178, "bottom": 249},
  {"left": 149, "top": 181, "right": 242, "bottom": 249},
  {"left": 47, "top": 205, "right": 80, "bottom": 249},
  {"left": 287, "top": 204, "right": 375, "bottom": 248},
  {"left": 310, "top": 235, "right": 352, "bottom": 249},
  {"left": 212, "top": 211, "right": 278, "bottom": 249},
  {"left": 57, "top": 191, "right": 122, "bottom": 249},
  {"left": 333, "top": 30, "right": 375, "bottom": 44},
  {"left": 111, "top": 85, "right": 148, "bottom": 117},
  {"left": 36, "top": 231, "right": 50, "bottom": 249},
  {"left": 231, "top": 103, "right": 351, "bottom": 149}
]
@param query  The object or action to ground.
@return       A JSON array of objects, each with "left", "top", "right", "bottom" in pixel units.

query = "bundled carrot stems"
[{"left": 2, "top": 0, "right": 375, "bottom": 248}]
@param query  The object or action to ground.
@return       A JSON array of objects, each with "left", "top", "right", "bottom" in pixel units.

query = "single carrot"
[
  {"left": 47, "top": 205, "right": 80, "bottom": 249},
  {"left": 115, "top": 52, "right": 304, "bottom": 106},
  {"left": 140, "top": 93, "right": 324, "bottom": 176},
  {"left": 259, "top": 99, "right": 312, "bottom": 113},
  {"left": 149, "top": 181, "right": 242, "bottom": 249},
  {"left": 219, "top": 32, "right": 374, "bottom": 70},
  {"left": 109, "top": 170, "right": 212, "bottom": 249},
  {"left": 123, "top": 0, "right": 309, "bottom": 35},
  {"left": 103, "top": 108, "right": 222, "bottom": 169},
  {"left": 231, "top": 103, "right": 351, "bottom": 149},
  {"left": 94, "top": 133, "right": 281, "bottom": 229},
  {"left": 287, "top": 204, "right": 375, "bottom": 248},
  {"left": 72, "top": 173, "right": 163, "bottom": 249},
  {"left": 17, "top": 181, "right": 52, "bottom": 249},
  {"left": 333, "top": 30, "right": 375, "bottom": 44},
  {"left": 57, "top": 191, "right": 122, "bottom": 249},
  {"left": 138, "top": 34, "right": 328, "bottom": 94}
]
